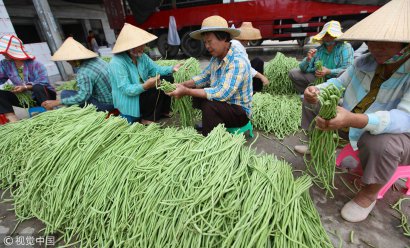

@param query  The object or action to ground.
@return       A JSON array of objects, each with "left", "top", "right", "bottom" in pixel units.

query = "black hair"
[{"left": 202, "top": 31, "right": 231, "bottom": 42}]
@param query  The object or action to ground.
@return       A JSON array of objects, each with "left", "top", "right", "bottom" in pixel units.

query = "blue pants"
[{"left": 61, "top": 90, "right": 114, "bottom": 112}]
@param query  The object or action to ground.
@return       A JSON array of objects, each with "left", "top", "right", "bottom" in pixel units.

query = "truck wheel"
[
  {"left": 249, "top": 40, "right": 263, "bottom": 46},
  {"left": 157, "top": 33, "right": 179, "bottom": 58},
  {"left": 181, "top": 32, "right": 205, "bottom": 58},
  {"left": 341, "top": 20, "right": 363, "bottom": 50}
]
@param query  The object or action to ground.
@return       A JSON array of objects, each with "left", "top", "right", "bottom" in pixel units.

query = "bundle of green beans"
[
  {"left": 156, "top": 58, "right": 202, "bottom": 127},
  {"left": 263, "top": 52, "right": 299, "bottom": 95},
  {"left": 56, "top": 80, "right": 78, "bottom": 91},
  {"left": 392, "top": 198, "right": 410, "bottom": 237},
  {"left": 2, "top": 84, "right": 36, "bottom": 108},
  {"left": 157, "top": 79, "right": 176, "bottom": 93},
  {"left": 306, "top": 84, "right": 344, "bottom": 197},
  {"left": 313, "top": 60, "right": 324, "bottom": 85},
  {"left": 0, "top": 106, "right": 332, "bottom": 247},
  {"left": 252, "top": 93, "right": 302, "bottom": 139}
]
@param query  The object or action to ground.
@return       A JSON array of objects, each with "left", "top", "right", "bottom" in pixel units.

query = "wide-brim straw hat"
[
  {"left": 112, "top": 23, "right": 158, "bottom": 54},
  {"left": 0, "top": 34, "right": 35, "bottom": 60},
  {"left": 337, "top": 0, "right": 410, "bottom": 43},
  {"left": 190, "top": 15, "right": 240, "bottom": 40},
  {"left": 312, "top": 20, "right": 343, "bottom": 43},
  {"left": 236, "top": 22, "right": 262, "bottom": 41},
  {"left": 51, "top": 37, "right": 98, "bottom": 61}
]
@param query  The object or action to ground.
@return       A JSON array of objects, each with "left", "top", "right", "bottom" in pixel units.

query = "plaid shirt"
[
  {"left": 299, "top": 42, "right": 354, "bottom": 78},
  {"left": 318, "top": 54, "right": 410, "bottom": 149},
  {"left": 61, "top": 58, "right": 112, "bottom": 105},
  {"left": 192, "top": 46, "right": 252, "bottom": 117},
  {"left": 0, "top": 59, "right": 55, "bottom": 92}
]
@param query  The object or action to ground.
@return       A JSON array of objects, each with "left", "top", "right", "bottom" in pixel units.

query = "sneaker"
[
  {"left": 341, "top": 200, "right": 376, "bottom": 222},
  {"left": 294, "top": 145, "right": 310, "bottom": 155}
]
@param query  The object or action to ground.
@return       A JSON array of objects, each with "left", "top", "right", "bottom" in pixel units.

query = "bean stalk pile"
[
  {"left": 252, "top": 93, "right": 302, "bottom": 139},
  {"left": 2, "top": 84, "right": 36, "bottom": 108},
  {"left": 263, "top": 52, "right": 299, "bottom": 95},
  {"left": 313, "top": 60, "right": 324, "bottom": 85},
  {"left": 56, "top": 80, "right": 78, "bottom": 91},
  {"left": 306, "top": 84, "right": 344, "bottom": 197},
  {"left": 0, "top": 106, "right": 332, "bottom": 248}
]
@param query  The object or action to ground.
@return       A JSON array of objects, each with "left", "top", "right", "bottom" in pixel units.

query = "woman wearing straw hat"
[
  {"left": 231, "top": 22, "right": 269, "bottom": 93},
  {"left": 167, "top": 15, "right": 252, "bottom": 136},
  {"left": 289, "top": 20, "right": 354, "bottom": 94},
  {"left": 109, "top": 23, "right": 180, "bottom": 124},
  {"left": 302, "top": 0, "right": 410, "bottom": 222},
  {"left": 0, "top": 34, "right": 56, "bottom": 122},
  {"left": 42, "top": 37, "right": 114, "bottom": 112}
]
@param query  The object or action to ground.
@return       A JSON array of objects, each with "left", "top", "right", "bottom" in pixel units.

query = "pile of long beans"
[
  {"left": 56, "top": 80, "right": 78, "bottom": 91},
  {"left": 0, "top": 106, "right": 332, "bottom": 247},
  {"left": 3, "top": 84, "right": 36, "bottom": 108},
  {"left": 306, "top": 84, "right": 344, "bottom": 197},
  {"left": 252, "top": 93, "right": 302, "bottom": 139},
  {"left": 263, "top": 52, "right": 299, "bottom": 95}
]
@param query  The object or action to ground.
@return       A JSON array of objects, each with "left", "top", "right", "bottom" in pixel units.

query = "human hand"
[
  {"left": 173, "top": 63, "right": 182, "bottom": 73},
  {"left": 261, "top": 75, "right": 269, "bottom": 86},
  {"left": 304, "top": 86, "right": 320, "bottom": 104},
  {"left": 166, "top": 84, "right": 188, "bottom": 99},
  {"left": 316, "top": 106, "right": 352, "bottom": 130},
  {"left": 315, "top": 66, "right": 330, "bottom": 78},
  {"left": 11, "top": 85, "right": 26, "bottom": 93},
  {"left": 306, "top": 49, "right": 317, "bottom": 62},
  {"left": 41, "top": 100, "right": 61, "bottom": 110},
  {"left": 144, "top": 75, "right": 161, "bottom": 89}
]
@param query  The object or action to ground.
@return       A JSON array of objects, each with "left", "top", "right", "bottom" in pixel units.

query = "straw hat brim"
[
  {"left": 236, "top": 28, "right": 262, "bottom": 41},
  {"left": 51, "top": 37, "right": 98, "bottom": 61},
  {"left": 337, "top": 0, "right": 410, "bottom": 42},
  {"left": 312, "top": 29, "right": 343, "bottom": 43},
  {"left": 190, "top": 27, "right": 240, "bottom": 40},
  {"left": 112, "top": 23, "right": 158, "bottom": 54}
]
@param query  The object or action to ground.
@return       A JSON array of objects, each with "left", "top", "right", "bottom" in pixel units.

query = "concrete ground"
[{"left": 0, "top": 43, "right": 408, "bottom": 248}]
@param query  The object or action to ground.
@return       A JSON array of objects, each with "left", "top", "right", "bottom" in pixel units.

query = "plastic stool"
[
  {"left": 226, "top": 121, "right": 254, "bottom": 138},
  {"left": 336, "top": 144, "right": 410, "bottom": 199},
  {"left": 28, "top": 106, "right": 46, "bottom": 118}
]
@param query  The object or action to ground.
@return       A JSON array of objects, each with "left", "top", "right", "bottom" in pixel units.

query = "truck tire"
[
  {"left": 157, "top": 33, "right": 179, "bottom": 58},
  {"left": 341, "top": 20, "right": 363, "bottom": 50},
  {"left": 249, "top": 40, "right": 263, "bottom": 46},
  {"left": 181, "top": 32, "right": 205, "bottom": 58}
]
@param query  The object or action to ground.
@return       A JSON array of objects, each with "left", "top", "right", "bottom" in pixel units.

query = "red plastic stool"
[
  {"left": 0, "top": 114, "right": 8, "bottom": 125},
  {"left": 336, "top": 144, "right": 410, "bottom": 199}
]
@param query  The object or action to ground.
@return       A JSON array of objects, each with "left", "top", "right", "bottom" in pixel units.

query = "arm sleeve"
[
  {"left": 27, "top": 62, "right": 49, "bottom": 86},
  {"left": 192, "top": 62, "right": 212, "bottom": 88},
  {"left": 60, "top": 74, "right": 92, "bottom": 105},
  {"left": 111, "top": 61, "right": 145, "bottom": 96},
  {"left": 146, "top": 55, "right": 173, "bottom": 77},
  {"left": 329, "top": 44, "right": 354, "bottom": 77}
]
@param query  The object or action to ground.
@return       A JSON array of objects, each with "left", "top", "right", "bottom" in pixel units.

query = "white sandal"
[{"left": 341, "top": 200, "right": 376, "bottom": 222}]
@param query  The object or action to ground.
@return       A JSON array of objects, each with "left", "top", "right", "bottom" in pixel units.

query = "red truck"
[{"left": 103, "top": 0, "right": 387, "bottom": 58}]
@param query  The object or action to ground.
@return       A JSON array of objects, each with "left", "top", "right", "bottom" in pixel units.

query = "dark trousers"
[
  {"left": 140, "top": 75, "right": 173, "bottom": 121},
  {"left": 251, "top": 57, "right": 264, "bottom": 93},
  {"left": 0, "top": 85, "right": 56, "bottom": 114},
  {"left": 61, "top": 90, "right": 115, "bottom": 112},
  {"left": 193, "top": 98, "right": 249, "bottom": 136}
]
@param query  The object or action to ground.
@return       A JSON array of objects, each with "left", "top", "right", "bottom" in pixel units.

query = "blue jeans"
[{"left": 61, "top": 90, "right": 114, "bottom": 112}]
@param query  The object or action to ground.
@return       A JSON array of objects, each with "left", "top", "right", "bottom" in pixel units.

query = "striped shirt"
[
  {"left": 192, "top": 45, "right": 253, "bottom": 117},
  {"left": 109, "top": 53, "right": 173, "bottom": 117},
  {"left": 61, "top": 58, "right": 112, "bottom": 105},
  {"left": 0, "top": 59, "right": 55, "bottom": 92},
  {"left": 230, "top": 40, "right": 257, "bottom": 77},
  {"left": 318, "top": 54, "right": 410, "bottom": 149},
  {"left": 299, "top": 42, "right": 354, "bottom": 78}
]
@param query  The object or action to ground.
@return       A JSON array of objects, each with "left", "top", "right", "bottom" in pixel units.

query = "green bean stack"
[
  {"left": 157, "top": 79, "right": 176, "bottom": 93},
  {"left": 252, "top": 93, "right": 302, "bottom": 139},
  {"left": 56, "top": 80, "right": 78, "bottom": 91},
  {"left": 306, "top": 84, "right": 344, "bottom": 197},
  {"left": 314, "top": 60, "right": 324, "bottom": 85},
  {"left": 3, "top": 84, "right": 36, "bottom": 108},
  {"left": 0, "top": 106, "right": 333, "bottom": 247},
  {"left": 392, "top": 198, "right": 410, "bottom": 237},
  {"left": 263, "top": 52, "right": 299, "bottom": 95}
]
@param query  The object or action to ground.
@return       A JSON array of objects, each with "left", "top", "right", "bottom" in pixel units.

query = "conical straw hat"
[
  {"left": 236, "top": 22, "right": 262, "bottom": 41},
  {"left": 190, "top": 16, "right": 240, "bottom": 40},
  {"left": 338, "top": 0, "right": 410, "bottom": 42},
  {"left": 112, "top": 23, "right": 158, "bottom": 54},
  {"left": 51, "top": 37, "right": 98, "bottom": 61},
  {"left": 0, "top": 34, "right": 34, "bottom": 60}
]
